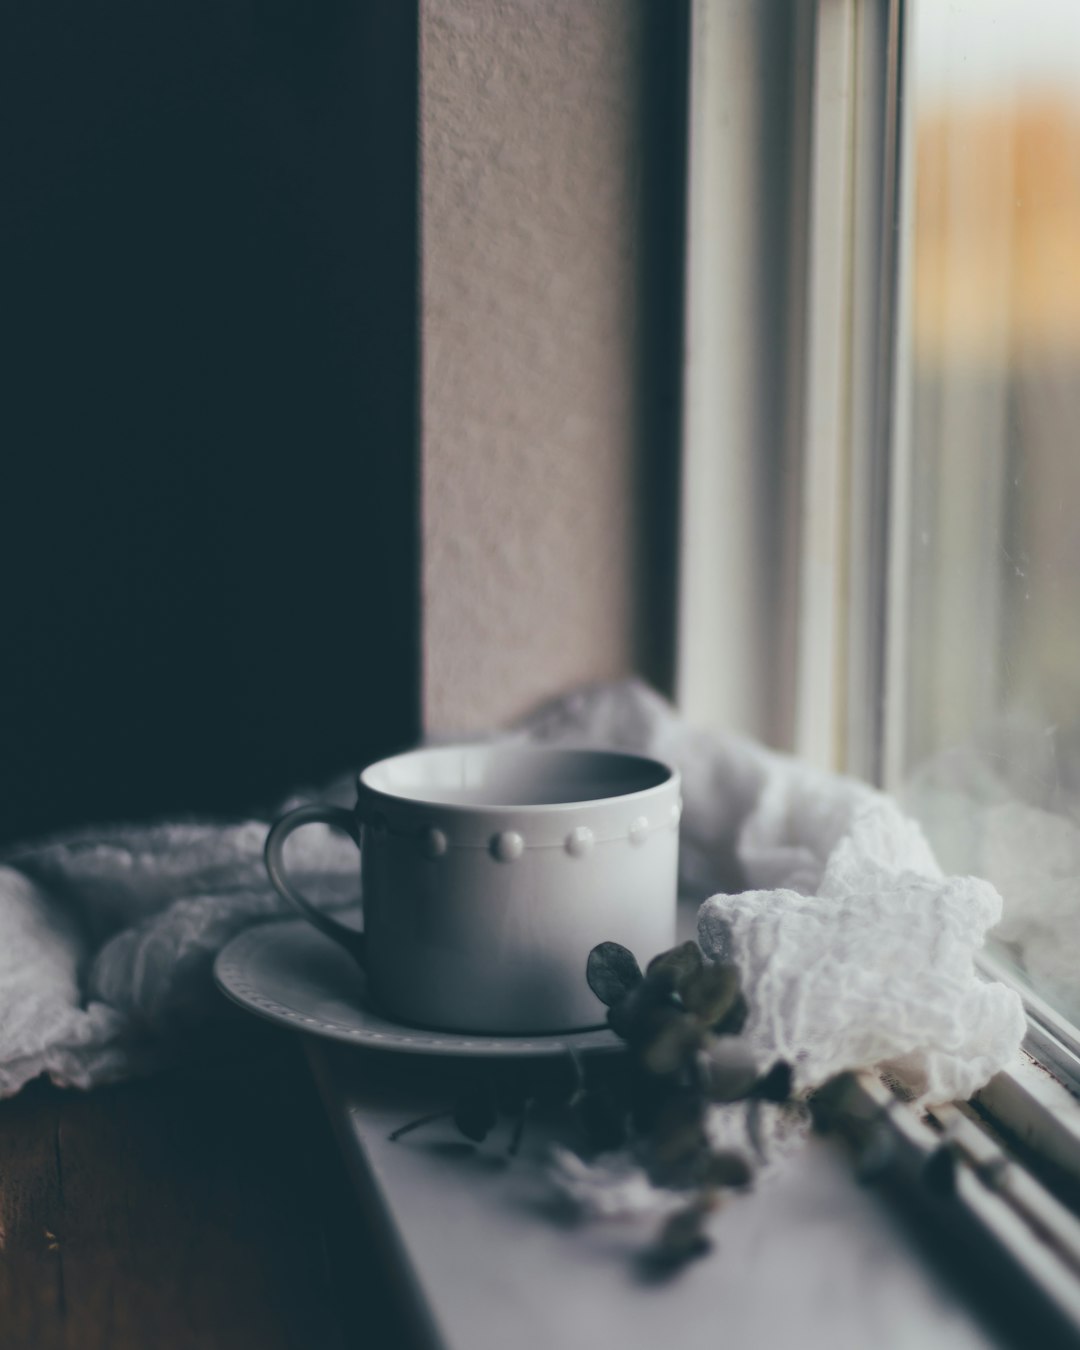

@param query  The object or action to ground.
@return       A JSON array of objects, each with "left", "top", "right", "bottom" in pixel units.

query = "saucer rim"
[{"left": 213, "top": 918, "right": 624, "bottom": 1059}]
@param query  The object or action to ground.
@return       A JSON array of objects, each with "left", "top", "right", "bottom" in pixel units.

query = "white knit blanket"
[{"left": 0, "top": 681, "right": 1025, "bottom": 1102}]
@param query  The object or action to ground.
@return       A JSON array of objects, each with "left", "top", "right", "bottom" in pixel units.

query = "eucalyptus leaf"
[
  {"left": 647, "top": 1092, "right": 710, "bottom": 1181},
  {"left": 646, "top": 940, "right": 703, "bottom": 989},
  {"left": 607, "top": 979, "right": 680, "bottom": 1043},
  {"left": 607, "top": 993, "right": 683, "bottom": 1053},
  {"left": 681, "top": 962, "right": 741, "bottom": 1025},
  {"left": 753, "top": 1060, "right": 793, "bottom": 1103},
  {"left": 586, "top": 942, "right": 644, "bottom": 1007},
  {"left": 712, "top": 989, "right": 749, "bottom": 1036},
  {"left": 641, "top": 1011, "right": 701, "bottom": 1078}
]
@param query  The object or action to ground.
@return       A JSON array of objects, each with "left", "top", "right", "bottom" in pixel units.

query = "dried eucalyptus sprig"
[
  {"left": 584, "top": 938, "right": 792, "bottom": 1271},
  {"left": 389, "top": 937, "right": 793, "bottom": 1275}
]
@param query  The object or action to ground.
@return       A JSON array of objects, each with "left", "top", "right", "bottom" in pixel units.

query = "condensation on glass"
[{"left": 898, "top": 0, "right": 1080, "bottom": 1023}]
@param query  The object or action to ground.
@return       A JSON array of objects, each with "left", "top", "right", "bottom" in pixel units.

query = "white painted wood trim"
[
  {"left": 879, "top": 0, "right": 916, "bottom": 791},
  {"left": 677, "top": 1, "right": 766, "bottom": 739},
  {"left": 793, "top": 0, "right": 857, "bottom": 772},
  {"left": 677, "top": 1, "right": 800, "bottom": 746}
]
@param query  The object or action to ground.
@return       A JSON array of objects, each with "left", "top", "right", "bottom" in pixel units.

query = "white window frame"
[
  {"left": 678, "top": 0, "right": 1080, "bottom": 1281},
  {"left": 679, "top": 0, "right": 907, "bottom": 778}
]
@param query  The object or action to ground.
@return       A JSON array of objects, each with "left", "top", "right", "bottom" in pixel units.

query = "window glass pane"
[{"left": 900, "top": 0, "right": 1080, "bottom": 1022}]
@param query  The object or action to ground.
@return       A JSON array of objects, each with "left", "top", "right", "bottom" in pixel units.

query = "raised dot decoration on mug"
[
  {"left": 422, "top": 826, "right": 448, "bottom": 859},
  {"left": 564, "top": 825, "right": 594, "bottom": 859},
  {"left": 490, "top": 830, "right": 524, "bottom": 862},
  {"left": 628, "top": 815, "right": 649, "bottom": 846}
]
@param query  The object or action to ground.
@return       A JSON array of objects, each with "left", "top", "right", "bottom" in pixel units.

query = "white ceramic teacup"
[{"left": 264, "top": 744, "right": 681, "bottom": 1034}]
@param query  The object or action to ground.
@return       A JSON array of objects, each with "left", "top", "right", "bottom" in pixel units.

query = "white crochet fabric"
[
  {"left": 698, "top": 814, "right": 1020, "bottom": 1103},
  {"left": 0, "top": 679, "right": 1025, "bottom": 1102}
]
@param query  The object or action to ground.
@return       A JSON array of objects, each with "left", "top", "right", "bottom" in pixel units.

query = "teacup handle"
[{"left": 264, "top": 804, "right": 366, "bottom": 963}]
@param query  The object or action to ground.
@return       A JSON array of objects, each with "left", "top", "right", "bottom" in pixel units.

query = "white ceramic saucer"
[{"left": 214, "top": 916, "right": 623, "bottom": 1058}]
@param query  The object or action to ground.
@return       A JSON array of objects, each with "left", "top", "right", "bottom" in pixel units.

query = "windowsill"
[
  {"left": 305, "top": 900, "right": 1080, "bottom": 1348},
  {"left": 307, "top": 1040, "right": 1013, "bottom": 1350}
]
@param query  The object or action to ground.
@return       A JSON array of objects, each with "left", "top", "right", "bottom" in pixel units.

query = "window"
[
  {"left": 680, "top": 0, "right": 1080, "bottom": 1104},
  {"left": 891, "top": 0, "right": 1080, "bottom": 1059}
]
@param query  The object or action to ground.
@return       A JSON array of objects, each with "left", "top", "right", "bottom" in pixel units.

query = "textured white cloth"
[
  {"left": 0, "top": 679, "right": 1024, "bottom": 1102},
  {"left": 0, "top": 813, "right": 359, "bottom": 1097}
]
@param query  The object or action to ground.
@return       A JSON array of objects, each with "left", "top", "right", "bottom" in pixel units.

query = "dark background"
[{"left": 1, "top": 1, "right": 421, "bottom": 844}]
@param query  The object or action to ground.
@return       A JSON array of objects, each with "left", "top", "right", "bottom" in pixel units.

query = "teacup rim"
[{"left": 356, "top": 743, "right": 678, "bottom": 815}]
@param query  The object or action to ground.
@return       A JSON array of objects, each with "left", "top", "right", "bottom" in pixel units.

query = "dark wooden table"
[{"left": 0, "top": 1025, "right": 419, "bottom": 1350}]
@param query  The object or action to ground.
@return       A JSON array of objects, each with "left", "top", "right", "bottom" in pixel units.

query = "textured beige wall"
[{"left": 420, "top": 0, "right": 650, "bottom": 733}]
